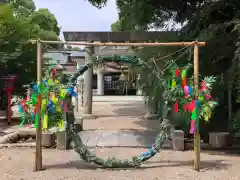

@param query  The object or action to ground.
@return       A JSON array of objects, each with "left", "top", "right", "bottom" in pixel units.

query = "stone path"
[{"left": 74, "top": 96, "right": 162, "bottom": 148}]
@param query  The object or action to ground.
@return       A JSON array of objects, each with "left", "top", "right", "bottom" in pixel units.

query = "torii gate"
[
  {"left": 62, "top": 31, "right": 178, "bottom": 114},
  {"left": 33, "top": 31, "right": 205, "bottom": 172}
]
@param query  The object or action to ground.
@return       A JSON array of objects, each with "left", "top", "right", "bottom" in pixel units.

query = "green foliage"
[
  {"left": 0, "top": 1, "right": 60, "bottom": 109},
  {"left": 229, "top": 110, "right": 240, "bottom": 137},
  {"left": 111, "top": 20, "right": 122, "bottom": 31},
  {"left": 30, "top": 8, "right": 60, "bottom": 36}
]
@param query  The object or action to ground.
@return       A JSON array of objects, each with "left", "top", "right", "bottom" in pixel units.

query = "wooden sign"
[{"left": 63, "top": 31, "right": 177, "bottom": 42}]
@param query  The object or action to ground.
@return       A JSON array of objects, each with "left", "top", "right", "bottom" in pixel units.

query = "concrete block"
[
  {"left": 41, "top": 132, "right": 56, "bottom": 148},
  {"left": 209, "top": 132, "right": 229, "bottom": 148},
  {"left": 56, "top": 131, "right": 69, "bottom": 150},
  {"left": 171, "top": 130, "right": 185, "bottom": 151}
]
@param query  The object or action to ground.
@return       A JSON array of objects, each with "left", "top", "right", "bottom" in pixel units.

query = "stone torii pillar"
[
  {"left": 83, "top": 44, "right": 93, "bottom": 114},
  {"left": 136, "top": 73, "right": 142, "bottom": 96},
  {"left": 97, "top": 65, "right": 104, "bottom": 95}
]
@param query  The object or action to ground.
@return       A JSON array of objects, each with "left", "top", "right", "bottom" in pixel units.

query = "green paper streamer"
[
  {"left": 191, "top": 107, "right": 200, "bottom": 131},
  {"left": 31, "top": 94, "right": 37, "bottom": 105},
  {"left": 191, "top": 108, "right": 197, "bottom": 120},
  {"left": 181, "top": 70, "right": 186, "bottom": 77},
  {"left": 18, "top": 117, "right": 25, "bottom": 128},
  {"left": 34, "top": 113, "right": 39, "bottom": 128},
  {"left": 37, "top": 82, "right": 43, "bottom": 93}
]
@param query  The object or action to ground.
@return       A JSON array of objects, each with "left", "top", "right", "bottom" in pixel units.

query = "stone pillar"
[
  {"left": 83, "top": 45, "right": 93, "bottom": 114},
  {"left": 76, "top": 60, "right": 81, "bottom": 85},
  {"left": 136, "top": 74, "right": 142, "bottom": 96},
  {"left": 97, "top": 66, "right": 104, "bottom": 95}
]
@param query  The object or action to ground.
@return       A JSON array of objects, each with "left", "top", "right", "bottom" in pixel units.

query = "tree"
[
  {"left": 88, "top": 0, "right": 209, "bottom": 30},
  {"left": 30, "top": 8, "right": 60, "bottom": 37},
  {"left": 111, "top": 20, "right": 122, "bottom": 31},
  {"left": 7, "top": 0, "right": 36, "bottom": 17},
  {"left": 0, "top": 1, "right": 60, "bottom": 109}
]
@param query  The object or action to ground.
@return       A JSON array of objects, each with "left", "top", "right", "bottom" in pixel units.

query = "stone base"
[
  {"left": 209, "top": 132, "right": 229, "bottom": 148},
  {"left": 171, "top": 130, "right": 185, "bottom": 151},
  {"left": 41, "top": 132, "right": 56, "bottom": 148},
  {"left": 56, "top": 131, "right": 69, "bottom": 150}
]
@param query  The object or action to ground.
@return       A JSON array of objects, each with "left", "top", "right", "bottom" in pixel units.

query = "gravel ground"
[{"left": 0, "top": 148, "right": 239, "bottom": 180}]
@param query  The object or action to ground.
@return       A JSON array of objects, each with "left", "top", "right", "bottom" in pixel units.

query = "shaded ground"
[{"left": 0, "top": 148, "right": 239, "bottom": 180}]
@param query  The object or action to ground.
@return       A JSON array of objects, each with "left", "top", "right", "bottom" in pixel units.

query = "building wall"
[{"left": 43, "top": 52, "right": 69, "bottom": 64}]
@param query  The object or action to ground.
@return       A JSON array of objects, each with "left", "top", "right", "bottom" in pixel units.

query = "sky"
[{"left": 34, "top": 0, "right": 118, "bottom": 40}]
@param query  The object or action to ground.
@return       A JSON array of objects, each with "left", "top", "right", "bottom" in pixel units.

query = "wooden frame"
[{"left": 33, "top": 39, "right": 204, "bottom": 172}]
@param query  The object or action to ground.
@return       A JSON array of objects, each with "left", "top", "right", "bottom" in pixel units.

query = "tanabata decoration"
[
  {"left": 16, "top": 63, "right": 217, "bottom": 168},
  {"left": 18, "top": 67, "right": 77, "bottom": 130},
  {"left": 168, "top": 66, "right": 217, "bottom": 134}
]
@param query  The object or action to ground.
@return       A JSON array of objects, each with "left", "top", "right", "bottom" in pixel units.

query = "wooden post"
[
  {"left": 34, "top": 41, "right": 43, "bottom": 171},
  {"left": 193, "top": 42, "right": 200, "bottom": 171},
  {"left": 83, "top": 44, "right": 93, "bottom": 114}
]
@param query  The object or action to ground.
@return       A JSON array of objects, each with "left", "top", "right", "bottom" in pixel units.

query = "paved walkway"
[{"left": 75, "top": 96, "right": 162, "bottom": 148}]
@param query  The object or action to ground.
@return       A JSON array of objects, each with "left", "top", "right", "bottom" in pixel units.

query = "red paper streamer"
[
  {"left": 200, "top": 81, "right": 207, "bottom": 91},
  {"left": 175, "top": 69, "right": 180, "bottom": 76},
  {"left": 21, "top": 100, "right": 27, "bottom": 112},
  {"left": 63, "top": 103, "right": 68, "bottom": 112},
  {"left": 34, "top": 94, "right": 42, "bottom": 115},
  {"left": 205, "top": 94, "right": 211, "bottom": 100},
  {"left": 174, "top": 101, "right": 179, "bottom": 112},
  {"left": 52, "top": 68, "right": 57, "bottom": 79}
]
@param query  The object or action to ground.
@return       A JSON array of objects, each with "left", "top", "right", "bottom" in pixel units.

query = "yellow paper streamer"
[
  {"left": 55, "top": 79, "right": 60, "bottom": 84},
  {"left": 52, "top": 94, "right": 58, "bottom": 104},
  {"left": 58, "top": 119, "right": 64, "bottom": 130},
  {"left": 203, "top": 106, "right": 211, "bottom": 122},
  {"left": 171, "top": 80, "right": 176, "bottom": 88},
  {"left": 60, "top": 89, "right": 67, "bottom": 98},
  {"left": 48, "top": 79, "right": 53, "bottom": 85},
  {"left": 42, "top": 114, "right": 48, "bottom": 129},
  {"left": 41, "top": 99, "right": 47, "bottom": 110},
  {"left": 56, "top": 105, "right": 61, "bottom": 112}
]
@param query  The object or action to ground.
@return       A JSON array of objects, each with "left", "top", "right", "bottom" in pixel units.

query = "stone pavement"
[{"left": 75, "top": 96, "right": 164, "bottom": 148}]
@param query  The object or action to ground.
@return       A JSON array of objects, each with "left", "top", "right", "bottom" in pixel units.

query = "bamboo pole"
[
  {"left": 35, "top": 41, "right": 43, "bottom": 171},
  {"left": 193, "top": 42, "right": 201, "bottom": 171},
  {"left": 29, "top": 40, "right": 206, "bottom": 47}
]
